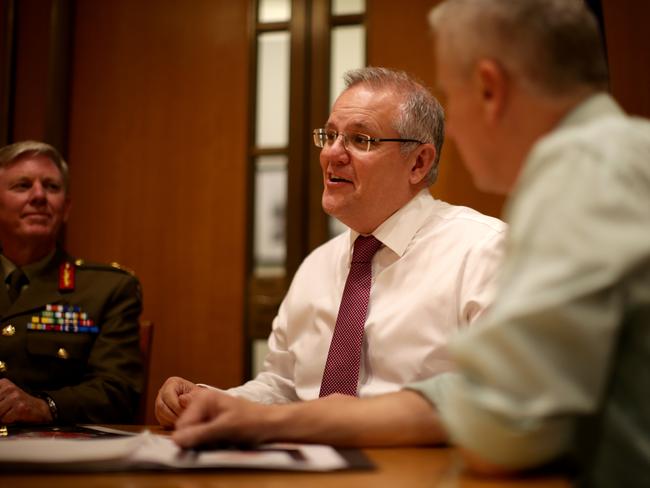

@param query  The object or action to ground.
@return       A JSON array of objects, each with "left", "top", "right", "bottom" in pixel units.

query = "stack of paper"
[{"left": 0, "top": 430, "right": 353, "bottom": 472}]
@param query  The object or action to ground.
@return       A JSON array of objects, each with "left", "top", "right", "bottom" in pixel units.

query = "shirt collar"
[
  {"left": 346, "top": 189, "right": 435, "bottom": 258},
  {"left": 506, "top": 93, "right": 624, "bottom": 220},
  {"left": 523, "top": 93, "right": 622, "bottom": 173},
  {"left": 557, "top": 93, "right": 623, "bottom": 131}
]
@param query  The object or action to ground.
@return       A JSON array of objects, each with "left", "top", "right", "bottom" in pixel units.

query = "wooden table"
[{"left": 3, "top": 426, "right": 571, "bottom": 488}]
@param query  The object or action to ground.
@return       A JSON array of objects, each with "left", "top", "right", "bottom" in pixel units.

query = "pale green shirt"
[{"left": 409, "top": 94, "right": 650, "bottom": 474}]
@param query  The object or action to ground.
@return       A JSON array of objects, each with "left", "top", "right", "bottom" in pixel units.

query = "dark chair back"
[{"left": 137, "top": 320, "right": 154, "bottom": 423}]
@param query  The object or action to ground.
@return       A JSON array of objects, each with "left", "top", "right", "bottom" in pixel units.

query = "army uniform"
[{"left": 0, "top": 247, "right": 142, "bottom": 424}]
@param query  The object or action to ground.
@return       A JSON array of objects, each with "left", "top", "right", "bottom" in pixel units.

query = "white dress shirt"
[{"left": 225, "top": 190, "right": 506, "bottom": 404}]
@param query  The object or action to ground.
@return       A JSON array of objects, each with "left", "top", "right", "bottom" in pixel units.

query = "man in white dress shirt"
[
  {"left": 156, "top": 67, "right": 506, "bottom": 428},
  {"left": 170, "top": 1, "right": 648, "bottom": 485}
]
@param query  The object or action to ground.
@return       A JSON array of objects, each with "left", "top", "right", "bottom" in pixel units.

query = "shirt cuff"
[{"left": 407, "top": 373, "right": 572, "bottom": 469}]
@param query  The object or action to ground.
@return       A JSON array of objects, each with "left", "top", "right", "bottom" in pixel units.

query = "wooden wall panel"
[
  {"left": 602, "top": 0, "right": 650, "bottom": 118},
  {"left": 366, "top": 0, "right": 505, "bottom": 218},
  {"left": 0, "top": 0, "right": 12, "bottom": 145},
  {"left": 66, "top": 0, "right": 249, "bottom": 423},
  {"left": 11, "top": 0, "right": 52, "bottom": 141}
]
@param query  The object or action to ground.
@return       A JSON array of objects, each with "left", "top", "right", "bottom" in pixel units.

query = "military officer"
[{"left": 0, "top": 140, "right": 142, "bottom": 424}]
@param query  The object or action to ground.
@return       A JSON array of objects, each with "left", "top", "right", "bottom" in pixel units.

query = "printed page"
[{"left": 0, "top": 431, "right": 348, "bottom": 471}]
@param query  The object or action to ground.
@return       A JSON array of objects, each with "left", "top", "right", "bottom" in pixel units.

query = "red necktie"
[{"left": 319, "top": 235, "right": 383, "bottom": 397}]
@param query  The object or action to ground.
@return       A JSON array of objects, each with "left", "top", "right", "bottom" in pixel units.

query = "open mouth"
[{"left": 329, "top": 174, "right": 352, "bottom": 184}]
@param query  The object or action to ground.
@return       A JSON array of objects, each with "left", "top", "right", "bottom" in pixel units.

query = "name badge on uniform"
[{"left": 28, "top": 304, "right": 98, "bottom": 334}]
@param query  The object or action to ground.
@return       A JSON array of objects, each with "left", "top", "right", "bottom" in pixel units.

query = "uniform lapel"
[
  {"left": 0, "top": 261, "right": 11, "bottom": 316},
  {"left": 3, "top": 249, "right": 68, "bottom": 320}
]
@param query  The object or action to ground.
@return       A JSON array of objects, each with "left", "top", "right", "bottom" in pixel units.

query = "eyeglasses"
[{"left": 313, "top": 128, "right": 423, "bottom": 153}]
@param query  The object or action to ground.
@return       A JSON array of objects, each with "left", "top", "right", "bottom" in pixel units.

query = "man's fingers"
[
  {"left": 175, "top": 389, "right": 225, "bottom": 428},
  {"left": 1, "top": 404, "right": 17, "bottom": 424},
  {"left": 172, "top": 420, "right": 224, "bottom": 449},
  {"left": 155, "top": 399, "right": 179, "bottom": 428},
  {"left": 174, "top": 398, "right": 206, "bottom": 429},
  {"left": 155, "top": 378, "right": 200, "bottom": 427},
  {"left": 160, "top": 389, "right": 185, "bottom": 416},
  {"left": 177, "top": 378, "right": 196, "bottom": 395},
  {"left": 178, "top": 392, "right": 194, "bottom": 408}
]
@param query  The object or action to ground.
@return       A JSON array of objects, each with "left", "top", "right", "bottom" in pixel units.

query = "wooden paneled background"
[
  {"left": 601, "top": 1, "right": 650, "bottom": 118},
  {"left": 1, "top": 0, "right": 648, "bottom": 423},
  {"left": 65, "top": 0, "right": 250, "bottom": 423},
  {"left": 368, "top": 0, "right": 507, "bottom": 217}
]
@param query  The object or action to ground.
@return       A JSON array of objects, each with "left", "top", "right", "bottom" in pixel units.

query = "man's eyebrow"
[
  {"left": 348, "top": 122, "right": 374, "bottom": 132},
  {"left": 325, "top": 120, "right": 375, "bottom": 133}
]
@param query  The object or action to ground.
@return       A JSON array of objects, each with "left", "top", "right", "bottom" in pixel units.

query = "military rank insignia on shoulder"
[
  {"left": 73, "top": 259, "right": 138, "bottom": 277},
  {"left": 109, "top": 262, "right": 137, "bottom": 276}
]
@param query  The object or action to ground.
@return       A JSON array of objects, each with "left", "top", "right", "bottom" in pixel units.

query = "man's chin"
[
  {"left": 321, "top": 199, "right": 344, "bottom": 220},
  {"left": 17, "top": 225, "right": 59, "bottom": 240}
]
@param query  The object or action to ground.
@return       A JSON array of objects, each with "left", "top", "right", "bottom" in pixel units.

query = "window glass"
[
  {"left": 256, "top": 31, "right": 291, "bottom": 148},
  {"left": 329, "top": 25, "right": 365, "bottom": 107},
  {"left": 259, "top": 0, "right": 291, "bottom": 23},
  {"left": 332, "top": 0, "right": 365, "bottom": 15},
  {"left": 254, "top": 155, "right": 288, "bottom": 275}
]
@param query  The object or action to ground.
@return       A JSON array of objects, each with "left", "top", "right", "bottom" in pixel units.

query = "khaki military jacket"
[{"left": 0, "top": 247, "right": 142, "bottom": 424}]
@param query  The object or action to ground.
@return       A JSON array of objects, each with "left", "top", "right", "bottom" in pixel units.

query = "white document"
[{"left": 0, "top": 431, "right": 348, "bottom": 472}]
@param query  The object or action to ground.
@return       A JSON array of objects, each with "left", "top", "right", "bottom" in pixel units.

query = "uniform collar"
[
  {"left": 0, "top": 255, "right": 15, "bottom": 281},
  {"left": 0, "top": 248, "right": 61, "bottom": 283}
]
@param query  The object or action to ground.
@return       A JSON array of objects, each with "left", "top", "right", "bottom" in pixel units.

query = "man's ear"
[
  {"left": 409, "top": 144, "right": 436, "bottom": 185},
  {"left": 474, "top": 59, "right": 508, "bottom": 124}
]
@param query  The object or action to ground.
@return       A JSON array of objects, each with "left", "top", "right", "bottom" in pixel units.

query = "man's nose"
[
  {"left": 322, "top": 134, "right": 349, "bottom": 162},
  {"left": 29, "top": 182, "right": 47, "bottom": 201}
]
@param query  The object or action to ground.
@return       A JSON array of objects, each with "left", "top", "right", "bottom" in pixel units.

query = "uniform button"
[
  {"left": 57, "top": 348, "right": 69, "bottom": 359},
  {"left": 0, "top": 360, "right": 6, "bottom": 373},
  {"left": 2, "top": 325, "right": 15, "bottom": 337}
]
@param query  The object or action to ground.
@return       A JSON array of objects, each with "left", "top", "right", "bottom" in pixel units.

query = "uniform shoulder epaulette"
[{"left": 73, "top": 259, "right": 138, "bottom": 277}]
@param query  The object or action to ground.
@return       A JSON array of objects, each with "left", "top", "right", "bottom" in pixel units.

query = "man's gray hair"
[
  {"left": 343, "top": 67, "right": 445, "bottom": 185},
  {"left": 429, "top": 0, "right": 609, "bottom": 95},
  {"left": 0, "top": 140, "right": 70, "bottom": 193}
]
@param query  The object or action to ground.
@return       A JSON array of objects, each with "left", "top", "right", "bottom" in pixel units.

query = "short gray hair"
[
  {"left": 343, "top": 67, "right": 445, "bottom": 185},
  {"left": 0, "top": 140, "right": 70, "bottom": 193},
  {"left": 429, "top": 0, "right": 609, "bottom": 95}
]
